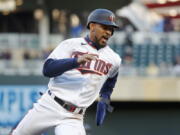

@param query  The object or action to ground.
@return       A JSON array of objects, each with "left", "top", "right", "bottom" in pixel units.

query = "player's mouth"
[{"left": 101, "top": 36, "right": 109, "bottom": 44}]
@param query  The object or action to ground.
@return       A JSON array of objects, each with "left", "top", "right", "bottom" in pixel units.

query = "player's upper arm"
[
  {"left": 100, "top": 73, "right": 118, "bottom": 99},
  {"left": 109, "top": 54, "right": 121, "bottom": 78}
]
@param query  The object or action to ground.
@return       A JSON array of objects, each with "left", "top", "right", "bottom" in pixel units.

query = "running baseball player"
[{"left": 12, "top": 8, "right": 121, "bottom": 135}]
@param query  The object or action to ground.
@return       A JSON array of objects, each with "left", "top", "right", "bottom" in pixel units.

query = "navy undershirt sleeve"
[
  {"left": 100, "top": 73, "right": 118, "bottom": 99},
  {"left": 43, "top": 58, "right": 80, "bottom": 77}
]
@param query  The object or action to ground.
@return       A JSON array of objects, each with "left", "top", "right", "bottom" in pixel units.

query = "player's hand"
[
  {"left": 96, "top": 97, "right": 114, "bottom": 126},
  {"left": 96, "top": 100, "right": 107, "bottom": 126},
  {"left": 77, "top": 54, "right": 97, "bottom": 64}
]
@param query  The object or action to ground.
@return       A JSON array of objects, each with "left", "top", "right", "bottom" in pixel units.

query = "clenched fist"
[{"left": 77, "top": 54, "right": 97, "bottom": 64}]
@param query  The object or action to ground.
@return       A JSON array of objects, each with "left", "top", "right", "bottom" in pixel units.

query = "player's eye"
[{"left": 101, "top": 25, "right": 113, "bottom": 31}]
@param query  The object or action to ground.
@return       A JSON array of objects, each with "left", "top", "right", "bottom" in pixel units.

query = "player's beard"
[{"left": 94, "top": 36, "right": 107, "bottom": 48}]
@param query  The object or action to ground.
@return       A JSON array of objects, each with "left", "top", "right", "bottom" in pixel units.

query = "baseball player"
[{"left": 12, "top": 8, "right": 121, "bottom": 135}]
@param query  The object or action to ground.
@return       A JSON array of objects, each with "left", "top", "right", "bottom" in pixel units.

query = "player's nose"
[
  {"left": 105, "top": 30, "right": 112, "bottom": 37},
  {"left": 105, "top": 28, "right": 113, "bottom": 36}
]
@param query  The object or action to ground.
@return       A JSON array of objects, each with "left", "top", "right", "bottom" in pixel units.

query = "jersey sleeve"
[
  {"left": 99, "top": 73, "right": 118, "bottom": 99},
  {"left": 43, "top": 39, "right": 79, "bottom": 77},
  {"left": 47, "top": 39, "right": 74, "bottom": 60},
  {"left": 99, "top": 54, "right": 121, "bottom": 99},
  {"left": 43, "top": 58, "right": 79, "bottom": 77},
  {"left": 109, "top": 54, "right": 121, "bottom": 78}
]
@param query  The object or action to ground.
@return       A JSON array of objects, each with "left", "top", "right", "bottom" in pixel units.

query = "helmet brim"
[{"left": 87, "top": 21, "right": 119, "bottom": 29}]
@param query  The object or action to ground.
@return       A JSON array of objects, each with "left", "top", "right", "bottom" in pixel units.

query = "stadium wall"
[{"left": 0, "top": 75, "right": 180, "bottom": 135}]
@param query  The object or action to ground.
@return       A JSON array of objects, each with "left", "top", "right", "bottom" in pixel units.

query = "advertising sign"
[{"left": 0, "top": 85, "right": 47, "bottom": 135}]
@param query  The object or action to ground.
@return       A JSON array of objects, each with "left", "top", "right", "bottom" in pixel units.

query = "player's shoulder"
[
  {"left": 105, "top": 46, "right": 121, "bottom": 63},
  {"left": 61, "top": 37, "right": 84, "bottom": 44},
  {"left": 56, "top": 37, "right": 85, "bottom": 49}
]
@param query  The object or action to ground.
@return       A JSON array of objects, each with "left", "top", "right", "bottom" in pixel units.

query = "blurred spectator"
[
  {"left": 30, "top": 49, "right": 41, "bottom": 60},
  {"left": 41, "top": 48, "right": 53, "bottom": 59},
  {"left": 147, "top": 62, "right": 159, "bottom": 77},
  {"left": 122, "top": 25, "right": 134, "bottom": 61},
  {"left": 172, "top": 56, "right": 180, "bottom": 77},
  {"left": 23, "top": 50, "right": 31, "bottom": 60},
  {"left": 70, "top": 14, "right": 83, "bottom": 37},
  {"left": 124, "top": 25, "right": 134, "bottom": 47},
  {"left": 23, "top": 49, "right": 42, "bottom": 60},
  {"left": 0, "top": 49, "right": 12, "bottom": 60},
  {"left": 58, "top": 10, "right": 67, "bottom": 35},
  {"left": 51, "top": 10, "right": 67, "bottom": 36},
  {"left": 163, "top": 17, "right": 174, "bottom": 32},
  {"left": 123, "top": 53, "right": 133, "bottom": 64},
  {"left": 158, "top": 62, "right": 172, "bottom": 76},
  {"left": 0, "top": 51, "right": 3, "bottom": 59},
  {"left": 119, "top": 53, "right": 136, "bottom": 76},
  {"left": 122, "top": 45, "right": 133, "bottom": 63},
  {"left": 4, "top": 50, "right": 12, "bottom": 60},
  {"left": 152, "top": 19, "right": 164, "bottom": 32}
]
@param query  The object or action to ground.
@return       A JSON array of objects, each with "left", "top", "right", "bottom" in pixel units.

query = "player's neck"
[{"left": 85, "top": 35, "right": 105, "bottom": 50}]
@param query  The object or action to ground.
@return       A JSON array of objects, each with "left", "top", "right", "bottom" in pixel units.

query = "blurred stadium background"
[{"left": 0, "top": 0, "right": 180, "bottom": 135}]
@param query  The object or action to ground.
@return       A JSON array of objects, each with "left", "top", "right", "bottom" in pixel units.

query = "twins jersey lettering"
[
  {"left": 72, "top": 51, "right": 112, "bottom": 75},
  {"left": 47, "top": 37, "right": 121, "bottom": 107}
]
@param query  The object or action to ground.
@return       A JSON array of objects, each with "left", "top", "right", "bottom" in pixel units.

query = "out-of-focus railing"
[
  {"left": 0, "top": 59, "right": 44, "bottom": 75},
  {"left": 0, "top": 32, "right": 179, "bottom": 76},
  {"left": 0, "top": 59, "right": 179, "bottom": 76},
  {"left": 109, "top": 32, "right": 180, "bottom": 45},
  {"left": 0, "top": 33, "right": 64, "bottom": 49},
  {"left": 0, "top": 32, "right": 179, "bottom": 49},
  {"left": 0, "top": 34, "right": 39, "bottom": 49}
]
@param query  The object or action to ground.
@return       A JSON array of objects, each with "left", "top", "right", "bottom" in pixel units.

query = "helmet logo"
[{"left": 108, "top": 15, "right": 115, "bottom": 22}]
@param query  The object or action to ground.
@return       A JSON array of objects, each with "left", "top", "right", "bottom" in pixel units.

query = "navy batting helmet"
[{"left": 87, "top": 9, "right": 119, "bottom": 29}]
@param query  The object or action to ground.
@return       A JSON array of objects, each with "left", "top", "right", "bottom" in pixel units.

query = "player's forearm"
[
  {"left": 100, "top": 73, "right": 118, "bottom": 99},
  {"left": 43, "top": 58, "right": 79, "bottom": 77},
  {"left": 96, "top": 74, "right": 118, "bottom": 126}
]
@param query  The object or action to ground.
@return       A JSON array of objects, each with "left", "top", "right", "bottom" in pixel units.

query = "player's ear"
[{"left": 89, "top": 23, "right": 96, "bottom": 32}]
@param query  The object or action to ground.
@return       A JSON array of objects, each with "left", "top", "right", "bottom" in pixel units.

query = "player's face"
[{"left": 90, "top": 23, "right": 114, "bottom": 47}]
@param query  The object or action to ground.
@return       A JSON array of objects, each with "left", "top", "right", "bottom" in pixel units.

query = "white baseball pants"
[{"left": 12, "top": 92, "right": 86, "bottom": 135}]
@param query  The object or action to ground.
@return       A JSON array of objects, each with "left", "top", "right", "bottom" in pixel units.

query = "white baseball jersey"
[{"left": 47, "top": 37, "right": 121, "bottom": 107}]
